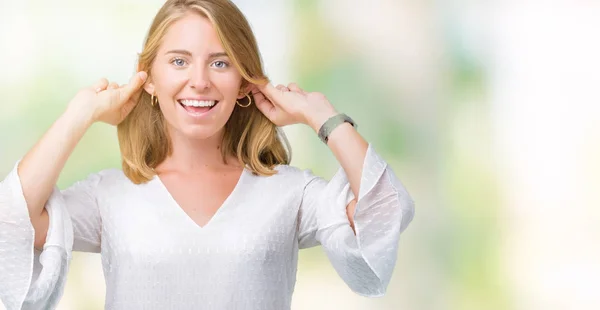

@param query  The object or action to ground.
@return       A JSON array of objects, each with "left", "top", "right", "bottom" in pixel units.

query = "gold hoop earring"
[
  {"left": 150, "top": 93, "right": 158, "bottom": 107},
  {"left": 236, "top": 94, "right": 252, "bottom": 108}
]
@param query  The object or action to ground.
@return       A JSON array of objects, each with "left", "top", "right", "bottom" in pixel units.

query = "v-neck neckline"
[{"left": 153, "top": 167, "right": 248, "bottom": 230}]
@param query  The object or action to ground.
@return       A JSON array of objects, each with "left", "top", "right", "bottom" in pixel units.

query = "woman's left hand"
[{"left": 252, "top": 83, "right": 338, "bottom": 132}]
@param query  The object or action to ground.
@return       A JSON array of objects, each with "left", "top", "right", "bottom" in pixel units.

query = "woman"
[{"left": 0, "top": 0, "right": 414, "bottom": 309}]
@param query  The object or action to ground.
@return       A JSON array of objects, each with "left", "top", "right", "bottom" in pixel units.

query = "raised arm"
[{"left": 16, "top": 72, "right": 146, "bottom": 249}]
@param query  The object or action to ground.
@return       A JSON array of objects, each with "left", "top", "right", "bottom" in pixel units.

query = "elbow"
[
  {"left": 348, "top": 274, "right": 389, "bottom": 298},
  {"left": 399, "top": 195, "right": 415, "bottom": 233},
  {"left": 353, "top": 285, "right": 387, "bottom": 298},
  {"left": 385, "top": 167, "right": 415, "bottom": 233},
  {"left": 339, "top": 260, "right": 392, "bottom": 298}
]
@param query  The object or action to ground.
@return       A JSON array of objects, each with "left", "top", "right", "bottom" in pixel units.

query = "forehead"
[{"left": 160, "top": 12, "right": 223, "bottom": 54}]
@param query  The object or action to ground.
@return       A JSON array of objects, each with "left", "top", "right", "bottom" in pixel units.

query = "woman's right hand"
[{"left": 67, "top": 71, "right": 148, "bottom": 126}]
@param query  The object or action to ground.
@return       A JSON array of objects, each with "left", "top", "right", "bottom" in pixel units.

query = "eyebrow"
[{"left": 165, "top": 50, "right": 228, "bottom": 58}]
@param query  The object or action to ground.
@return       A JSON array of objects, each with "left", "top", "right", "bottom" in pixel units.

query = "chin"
[
  {"left": 177, "top": 124, "right": 226, "bottom": 141},
  {"left": 162, "top": 102, "right": 234, "bottom": 141}
]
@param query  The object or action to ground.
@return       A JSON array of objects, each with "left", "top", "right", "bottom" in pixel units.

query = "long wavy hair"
[{"left": 117, "top": 0, "right": 291, "bottom": 184}]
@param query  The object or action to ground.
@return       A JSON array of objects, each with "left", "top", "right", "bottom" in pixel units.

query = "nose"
[{"left": 189, "top": 66, "right": 210, "bottom": 90}]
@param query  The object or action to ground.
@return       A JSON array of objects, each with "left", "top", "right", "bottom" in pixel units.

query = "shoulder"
[
  {"left": 78, "top": 168, "right": 135, "bottom": 190},
  {"left": 94, "top": 167, "right": 124, "bottom": 177},
  {"left": 95, "top": 168, "right": 128, "bottom": 182},
  {"left": 270, "top": 164, "right": 320, "bottom": 186}
]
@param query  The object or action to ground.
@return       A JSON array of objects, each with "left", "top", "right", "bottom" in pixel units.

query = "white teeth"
[{"left": 179, "top": 100, "right": 217, "bottom": 107}]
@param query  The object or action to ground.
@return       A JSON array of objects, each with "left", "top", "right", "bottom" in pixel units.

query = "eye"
[
  {"left": 211, "top": 60, "right": 229, "bottom": 69},
  {"left": 171, "top": 57, "right": 187, "bottom": 67}
]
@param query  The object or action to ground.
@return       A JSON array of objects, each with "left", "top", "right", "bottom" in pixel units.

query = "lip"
[
  {"left": 177, "top": 97, "right": 219, "bottom": 101},
  {"left": 177, "top": 99, "right": 219, "bottom": 119}
]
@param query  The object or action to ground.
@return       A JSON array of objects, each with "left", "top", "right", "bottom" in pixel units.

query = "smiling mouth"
[{"left": 177, "top": 99, "right": 219, "bottom": 114}]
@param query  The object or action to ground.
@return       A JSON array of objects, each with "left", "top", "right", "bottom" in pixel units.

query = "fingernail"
[{"left": 95, "top": 88, "right": 102, "bottom": 93}]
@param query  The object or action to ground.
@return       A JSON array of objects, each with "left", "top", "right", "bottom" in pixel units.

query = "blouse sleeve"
[
  {"left": 0, "top": 160, "right": 103, "bottom": 310},
  {"left": 297, "top": 144, "right": 415, "bottom": 297}
]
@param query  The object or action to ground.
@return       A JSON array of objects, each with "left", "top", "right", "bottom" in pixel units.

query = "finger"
[
  {"left": 251, "top": 90, "right": 271, "bottom": 108},
  {"left": 107, "top": 82, "right": 119, "bottom": 90},
  {"left": 92, "top": 78, "right": 109, "bottom": 93},
  {"left": 120, "top": 99, "right": 138, "bottom": 118},
  {"left": 252, "top": 91, "right": 266, "bottom": 103},
  {"left": 254, "top": 92, "right": 276, "bottom": 120},
  {"left": 276, "top": 84, "right": 290, "bottom": 92},
  {"left": 119, "top": 71, "right": 148, "bottom": 100},
  {"left": 248, "top": 84, "right": 260, "bottom": 94},
  {"left": 287, "top": 83, "right": 307, "bottom": 95},
  {"left": 250, "top": 87, "right": 262, "bottom": 98},
  {"left": 257, "top": 83, "right": 283, "bottom": 103}
]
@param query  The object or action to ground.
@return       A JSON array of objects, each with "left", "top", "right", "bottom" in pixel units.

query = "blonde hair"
[{"left": 118, "top": 0, "right": 291, "bottom": 184}]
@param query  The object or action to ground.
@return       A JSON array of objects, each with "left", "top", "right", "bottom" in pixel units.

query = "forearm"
[
  {"left": 18, "top": 106, "right": 93, "bottom": 218},
  {"left": 308, "top": 110, "right": 368, "bottom": 201},
  {"left": 324, "top": 123, "right": 368, "bottom": 199},
  {"left": 309, "top": 112, "right": 368, "bottom": 230}
]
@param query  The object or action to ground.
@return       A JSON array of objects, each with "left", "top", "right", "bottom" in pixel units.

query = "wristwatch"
[{"left": 317, "top": 113, "right": 357, "bottom": 144}]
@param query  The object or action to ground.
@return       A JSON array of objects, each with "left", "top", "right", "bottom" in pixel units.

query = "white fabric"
[{"left": 0, "top": 144, "right": 414, "bottom": 310}]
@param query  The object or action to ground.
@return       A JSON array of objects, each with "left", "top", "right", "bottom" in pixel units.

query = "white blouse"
[{"left": 0, "top": 144, "right": 414, "bottom": 310}]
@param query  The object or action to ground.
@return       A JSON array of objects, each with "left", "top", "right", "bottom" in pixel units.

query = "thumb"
[
  {"left": 258, "top": 83, "right": 283, "bottom": 103},
  {"left": 119, "top": 71, "right": 147, "bottom": 100}
]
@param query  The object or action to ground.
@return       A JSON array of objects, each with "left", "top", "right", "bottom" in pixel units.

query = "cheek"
[
  {"left": 211, "top": 72, "right": 243, "bottom": 98},
  {"left": 154, "top": 67, "right": 186, "bottom": 93}
]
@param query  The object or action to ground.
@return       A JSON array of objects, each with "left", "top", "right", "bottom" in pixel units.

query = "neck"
[{"left": 157, "top": 128, "right": 241, "bottom": 174}]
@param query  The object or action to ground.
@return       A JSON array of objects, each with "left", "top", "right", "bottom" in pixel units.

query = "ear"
[
  {"left": 238, "top": 83, "right": 255, "bottom": 99},
  {"left": 143, "top": 76, "right": 155, "bottom": 96}
]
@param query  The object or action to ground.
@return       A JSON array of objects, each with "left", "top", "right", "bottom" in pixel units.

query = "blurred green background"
[{"left": 2, "top": 1, "right": 599, "bottom": 309}]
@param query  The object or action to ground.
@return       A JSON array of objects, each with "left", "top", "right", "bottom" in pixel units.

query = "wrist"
[
  {"left": 316, "top": 113, "right": 357, "bottom": 144},
  {"left": 307, "top": 109, "right": 338, "bottom": 133},
  {"left": 64, "top": 104, "right": 95, "bottom": 129}
]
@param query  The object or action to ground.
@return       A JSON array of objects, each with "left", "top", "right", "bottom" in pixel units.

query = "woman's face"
[{"left": 145, "top": 12, "right": 246, "bottom": 140}]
